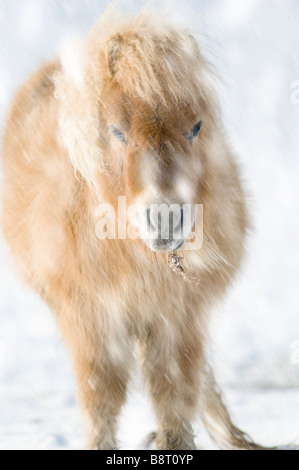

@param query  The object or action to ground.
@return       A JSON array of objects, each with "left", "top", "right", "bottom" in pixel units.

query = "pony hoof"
[{"left": 138, "top": 432, "right": 157, "bottom": 450}]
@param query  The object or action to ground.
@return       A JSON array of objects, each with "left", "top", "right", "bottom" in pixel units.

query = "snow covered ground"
[{"left": 0, "top": 0, "right": 299, "bottom": 450}]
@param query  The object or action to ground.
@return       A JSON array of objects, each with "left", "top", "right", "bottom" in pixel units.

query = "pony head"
[{"left": 55, "top": 9, "right": 220, "bottom": 252}]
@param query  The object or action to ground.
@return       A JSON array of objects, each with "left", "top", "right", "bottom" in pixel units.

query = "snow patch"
[
  {"left": 0, "top": 81, "right": 5, "bottom": 105},
  {"left": 222, "top": 0, "right": 259, "bottom": 26},
  {"left": 17, "top": 0, "right": 43, "bottom": 39},
  {"left": 60, "top": 35, "right": 85, "bottom": 89}
]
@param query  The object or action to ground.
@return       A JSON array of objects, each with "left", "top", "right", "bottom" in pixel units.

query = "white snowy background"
[{"left": 0, "top": 0, "right": 299, "bottom": 450}]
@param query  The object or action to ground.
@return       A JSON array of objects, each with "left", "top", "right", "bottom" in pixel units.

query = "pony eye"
[
  {"left": 190, "top": 120, "right": 203, "bottom": 139},
  {"left": 187, "top": 121, "right": 202, "bottom": 140},
  {"left": 110, "top": 125, "right": 127, "bottom": 144}
]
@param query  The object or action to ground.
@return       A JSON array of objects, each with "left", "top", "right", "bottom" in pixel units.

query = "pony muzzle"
[{"left": 144, "top": 204, "right": 194, "bottom": 252}]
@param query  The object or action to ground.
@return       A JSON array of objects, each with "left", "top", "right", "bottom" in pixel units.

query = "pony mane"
[
  {"left": 88, "top": 7, "right": 218, "bottom": 109},
  {"left": 54, "top": 6, "right": 220, "bottom": 187}
]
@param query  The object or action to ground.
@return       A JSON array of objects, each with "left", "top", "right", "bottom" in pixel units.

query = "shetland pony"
[{"left": 1, "top": 9, "right": 262, "bottom": 450}]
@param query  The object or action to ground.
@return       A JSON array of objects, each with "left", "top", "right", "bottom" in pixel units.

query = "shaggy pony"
[{"left": 2, "top": 8, "right": 261, "bottom": 450}]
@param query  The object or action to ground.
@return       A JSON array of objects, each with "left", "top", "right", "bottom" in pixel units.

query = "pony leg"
[
  {"left": 138, "top": 320, "right": 203, "bottom": 450},
  {"left": 57, "top": 305, "right": 132, "bottom": 450},
  {"left": 75, "top": 353, "right": 131, "bottom": 450}
]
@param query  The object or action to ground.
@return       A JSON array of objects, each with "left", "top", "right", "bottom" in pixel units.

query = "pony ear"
[{"left": 105, "top": 34, "right": 123, "bottom": 77}]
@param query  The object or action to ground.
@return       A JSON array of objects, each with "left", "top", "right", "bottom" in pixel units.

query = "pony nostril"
[
  {"left": 158, "top": 211, "right": 162, "bottom": 233},
  {"left": 171, "top": 209, "right": 184, "bottom": 234},
  {"left": 180, "top": 208, "right": 184, "bottom": 230},
  {"left": 146, "top": 208, "right": 155, "bottom": 231}
]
